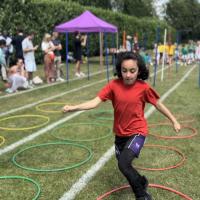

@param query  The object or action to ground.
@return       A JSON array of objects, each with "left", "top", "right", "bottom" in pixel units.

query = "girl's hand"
[
  {"left": 173, "top": 121, "right": 181, "bottom": 133},
  {"left": 63, "top": 105, "right": 75, "bottom": 113}
]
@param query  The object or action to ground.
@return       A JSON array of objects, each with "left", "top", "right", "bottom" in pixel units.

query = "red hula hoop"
[
  {"left": 134, "top": 144, "right": 186, "bottom": 171},
  {"left": 96, "top": 184, "right": 193, "bottom": 200},
  {"left": 148, "top": 124, "right": 197, "bottom": 139}
]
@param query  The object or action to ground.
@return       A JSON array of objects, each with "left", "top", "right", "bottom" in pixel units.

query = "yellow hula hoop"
[
  {"left": 36, "top": 102, "right": 66, "bottom": 113},
  {"left": 0, "top": 136, "right": 5, "bottom": 146},
  {"left": 0, "top": 115, "right": 50, "bottom": 131}
]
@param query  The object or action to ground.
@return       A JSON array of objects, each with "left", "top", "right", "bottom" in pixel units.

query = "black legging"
[{"left": 118, "top": 148, "right": 146, "bottom": 198}]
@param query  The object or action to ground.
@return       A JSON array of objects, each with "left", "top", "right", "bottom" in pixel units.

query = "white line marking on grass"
[
  {"left": 0, "top": 111, "right": 84, "bottom": 156},
  {"left": 59, "top": 65, "right": 196, "bottom": 200},
  {"left": 0, "top": 67, "right": 166, "bottom": 117},
  {"left": 0, "top": 66, "right": 173, "bottom": 155},
  {"left": 0, "top": 79, "right": 106, "bottom": 117},
  {"left": 0, "top": 66, "right": 176, "bottom": 156},
  {"left": 0, "top": 70, "right": 108, "bottom": 100},
  {"left": 145, "top": 65, "right": 196, "bottom": 118}
]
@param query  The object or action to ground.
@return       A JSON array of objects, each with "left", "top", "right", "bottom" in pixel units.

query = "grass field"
[{"left": 0, "top": 61, "right": 200, "bottom": 200}]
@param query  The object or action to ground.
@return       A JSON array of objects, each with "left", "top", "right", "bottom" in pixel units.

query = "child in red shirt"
[{"left": 63, "top": 52, "right": 181, "bottom": 200}]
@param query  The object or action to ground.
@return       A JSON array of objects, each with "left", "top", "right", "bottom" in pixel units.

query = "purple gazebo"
[
  {"left": 55, "top": 10, "right": 118, "bottom": 81},
  {"left": 55, "top": 10, "right": 117, "bottom": 33}
]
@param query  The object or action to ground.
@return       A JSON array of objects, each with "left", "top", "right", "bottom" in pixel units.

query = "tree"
[
  {"left": 68, "top": 0, "right": 155, "bottom": 17},
  {"left": 69, "top": 0, "right": 112, "bottom": 10},
  {"left": 115, "top": 0, "right": 155, "bottom": 17},
  {"left": 165, "top": 0, "right": 200, "bottom": 40},
  {"left": 110, "top": 0, "right": 124, "bottom": 12}
]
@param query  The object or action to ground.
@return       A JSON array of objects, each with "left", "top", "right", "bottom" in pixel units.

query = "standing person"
[
  {"left": 181, "top": 44, "right": 188, "bottom": 66},
  {"left": 157, "top": 43, "right": 167, "bottom": 66},
  {"left": 22, "top": 31, "right": 38, "bottom": 86},
  {"left": 174, "top": 43, "right": 180, "bottom": 65},
  {"left": 188, "top": 40, "right": 195, "bottom": 64},
  {"left": 0, "top": 30, "right": 13, "bottom": 67},
  {"left": 52, "top": 31, "right": 64, "bottom": 82},
  {"left": 0, "top": 39, "right": 8, "bottom": 81},
  {"left": 167, "top": 42, "right": 175, "bottom": 67},
  {"left": 133, "top": 34, "right": 139, "bottom": 53},
  {"left": 73, "top": 31, "right": 87, "bottom": 78},
  {"left": 63, "top": 52, "right": 181, "bottom": 200},
  {"left": 41, "top": 33, "right": 56, "bottom": 84},
  {"left": 144, "top": 52, "right": 152, "bottom": 81},
  {"left": 126, "top": 35, "right": 132, "bottom": 51},
  {"left": 195, "top": 41, "right": 200, "bottom": 61},
  {"left": 12, "top": 28, "right": 25, "bottom": 60}
]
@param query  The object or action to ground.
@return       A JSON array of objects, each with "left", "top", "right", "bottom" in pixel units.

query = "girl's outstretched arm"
[
  {"left": 63, "top": 96, "right": 102, "bottom": 112},
  {"left": 155, "top": 101, "right": 181, "bottom": 132}
]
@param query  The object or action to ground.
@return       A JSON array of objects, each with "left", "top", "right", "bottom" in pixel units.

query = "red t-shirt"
[{"left": 97, "top": 79, "right": 160, "bottom": 137}]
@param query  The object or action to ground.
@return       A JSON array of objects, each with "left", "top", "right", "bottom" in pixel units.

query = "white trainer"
[
  {"left": 23, "top": 80, "right": 29, "bottom": 89},
  {"left": 75, "top": 72, "right": 81, "bottom": 78},
  {"left": 56, "top": 77, "right": 65, "bottom": 82},
  {"left": 79, "top": 72, "right": 86, "bottom": 77}
]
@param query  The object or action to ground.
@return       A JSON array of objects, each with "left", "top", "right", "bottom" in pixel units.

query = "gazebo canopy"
[{"left": 55, "top": 10, "right": 118, "bottom": 33}]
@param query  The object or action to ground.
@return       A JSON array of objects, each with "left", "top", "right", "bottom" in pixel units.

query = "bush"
[{"left": 1, "top": 0, "right": 173, "bottom": 63}]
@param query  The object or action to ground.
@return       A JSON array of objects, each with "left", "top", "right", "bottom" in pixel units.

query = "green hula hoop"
[
  {"left": 0, "top": 175, "right": 40, "bottom": 200},
  {"left": 0, "top": 136, "right": 5, "bottom": 146},
  {"left": 0, "top": 115, "right": 50, "bottom": 131},
  {"left": 51, "top": 122, "right": 112, "bottom": 142},
  {"left": 12, "top": 142, "right": 92, "bottom": 172},
  {"left": 36, "top": 102, "right": 66, "bottom": 113},
  {"left": 89, "top": 110, "right": 113, "bottom": 121}
]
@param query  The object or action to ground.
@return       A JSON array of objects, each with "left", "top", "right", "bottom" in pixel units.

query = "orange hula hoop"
[{"left": 96, "top": 184, "right": 193, "bottom": 200}]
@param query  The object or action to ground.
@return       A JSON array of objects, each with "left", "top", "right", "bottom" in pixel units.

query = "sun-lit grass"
[{"left": 0, "top": 62, "right": 200, "bottom": 200}]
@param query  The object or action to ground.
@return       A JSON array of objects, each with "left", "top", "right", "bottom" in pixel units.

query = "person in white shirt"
[
  {"left": 0, "top": 39, "right": 7, "bottom": 81},
  {"left": 22, "top": 31, "right": 38, "bottom": 86},
  {"left": 126, "top": 35, "right": 132, "bottom": 52},
  {"left": 195, "top": 41, "right": 200, "bottom": 61}
]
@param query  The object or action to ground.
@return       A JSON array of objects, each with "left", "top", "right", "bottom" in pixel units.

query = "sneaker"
[
  {"left": 51, "top": 78, "right": 56, "bottom": 83},
  {"left": 5, "top": 88, "right": 14, "bottom": 94},
  {"left": 75, "top": 72, "right": 81, "bottom": 78},
  {"left": 22, "top": 81, "right": 29, "bottom": 89},
  {"left": 28, "top": 80, "right": 35, "bottom": 88},
  {"left": 33, "top": 76, "right": 43, "bottom": 84},
  {"left": 79, "top": 72, "right": 86, "bottom": 77},
  {"left": 56, "top": 77, "right": 65, "bottom": 82},
  {"left": 141, "top": 176, "right": 149, "bottom": 191},
  {"left": 136, "top": 192, "right": 152, "bottom": 200},
  {"left": 27, "top": 83, "right": 34, "bottom": 89},
  {"left": 29, "top": 80, "right": 33, "bottom": 85}
]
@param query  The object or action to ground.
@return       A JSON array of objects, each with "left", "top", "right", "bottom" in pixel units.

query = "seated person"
[{"left": 5, "top": 58, "right": 29, "bottom": 93}]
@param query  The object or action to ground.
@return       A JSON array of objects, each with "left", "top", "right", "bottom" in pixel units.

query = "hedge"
[{"left": 1, "top": 0, "right": 173, "bottom": 63}]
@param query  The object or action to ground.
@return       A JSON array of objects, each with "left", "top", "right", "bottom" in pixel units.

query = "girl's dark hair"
[{"left": 115, "top": 51, "right": 149, "bottom": 80}]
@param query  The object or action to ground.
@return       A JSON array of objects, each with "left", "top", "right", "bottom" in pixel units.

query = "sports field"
[{"left": 0, "top": 61, "right": 199, "bottom": 200}]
